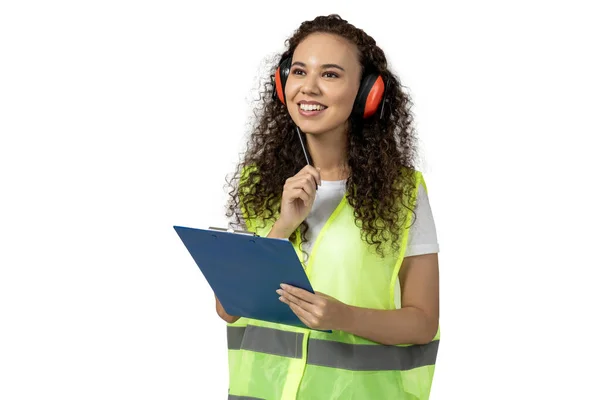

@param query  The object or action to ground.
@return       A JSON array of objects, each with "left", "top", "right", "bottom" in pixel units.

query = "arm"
[
  {"left": 279, "top": 252, "right": 439, "bottom": 346},
  {"left": 342, "top": 253, "right": 439, "bottom": 345},
  {"left": 215, "top": 294, "right": 240, "bottom": 324}
]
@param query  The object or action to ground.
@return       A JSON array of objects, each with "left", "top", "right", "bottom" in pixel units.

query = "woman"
[{"left": 217, "top": 14, "right": 440, "bottom": 400}]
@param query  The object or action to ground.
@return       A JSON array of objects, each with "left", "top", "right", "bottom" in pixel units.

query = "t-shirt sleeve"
[{"left": 404, "top": 182, "right": 440, "bottom": 257}]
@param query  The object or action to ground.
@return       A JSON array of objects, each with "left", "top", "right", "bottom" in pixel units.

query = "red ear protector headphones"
[{"left": 272, "top": 56, "right": 389, "bottom": 119}]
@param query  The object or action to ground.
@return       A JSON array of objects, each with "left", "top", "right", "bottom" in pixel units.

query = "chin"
[
  {"left": 298, "top": 125, "right": 324, "bottom": 135},
  {"left": 302, "top": 123, "right": 347, "bottom": 137},
  {"left": 295, "top": 119, "right": 339, "bottom": 135},
  {"left": 299, "top": 126, "right": 330, "bottom": 135}
]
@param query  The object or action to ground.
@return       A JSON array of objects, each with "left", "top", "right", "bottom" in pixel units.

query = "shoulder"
[
  {"left": 240, "top": 163, "right": 259, "bottom": 182},
  {"left": 397, "top": 166, "right": 428, "bottom": 195},
  {"left": 398, "top": 165, "right": 425, "bottom": 180},
  {"left": 238, "top": 163, "right": 262, "bottom": 195}
]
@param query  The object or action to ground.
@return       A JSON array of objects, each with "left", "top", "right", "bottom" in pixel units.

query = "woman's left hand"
[{"left": 277, "top": 284, "right": 353, "bottom": 331}]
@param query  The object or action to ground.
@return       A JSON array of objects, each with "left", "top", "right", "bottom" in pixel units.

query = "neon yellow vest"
[{"left": 226, "top": 168, "right": 440, "bottom": 399}]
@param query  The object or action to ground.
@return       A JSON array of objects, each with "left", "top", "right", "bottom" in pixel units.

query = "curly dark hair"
[{"left": 224, "top": 14, "right": 419, "bottom": 258}]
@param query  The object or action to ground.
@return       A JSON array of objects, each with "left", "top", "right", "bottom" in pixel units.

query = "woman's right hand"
[
  {"left": 215, "top": 295, "right": 240, "bottom": 323},
  {"left": 270, "top": 165, "right": 321, "bottom": 238}
]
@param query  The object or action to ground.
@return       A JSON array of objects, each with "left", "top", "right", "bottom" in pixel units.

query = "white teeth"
[{"left": 299, "top": 103, "right": 325, "bottom": 111}]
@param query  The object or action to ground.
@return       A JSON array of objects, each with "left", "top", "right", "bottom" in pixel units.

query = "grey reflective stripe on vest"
[
  {"left": 227, "top": 326, "right": 246, "bottom": 351},
  {"left": 307, "top": 339, "right": 439, "bottom": 371},
  {"left": 228, "top": 396, "right": 264, "bottom": 400},
  {"left": 227, "top": 325, "right": 303, "bottom": 359},
  {"left": 227, "top": 325, "right": 438, "bottom": 371}
]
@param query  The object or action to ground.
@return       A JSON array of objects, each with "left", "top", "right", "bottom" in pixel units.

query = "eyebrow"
[{"left": 291, "top": 61, "right": 345, "bottom": 72}]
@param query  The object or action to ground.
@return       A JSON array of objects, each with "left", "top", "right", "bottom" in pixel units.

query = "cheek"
[
  {"left": 329, "top": 88, "right": 358, "bottom": 114},
  {"left": 284, "top": 80, "right": 302, "bottom": 102}
]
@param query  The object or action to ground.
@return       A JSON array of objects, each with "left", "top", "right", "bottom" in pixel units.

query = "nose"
[{"left": 301, "top": 72, "right": 320, "bottom": 95}]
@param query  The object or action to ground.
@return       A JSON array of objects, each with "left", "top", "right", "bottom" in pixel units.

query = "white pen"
[{"left": 295, "top": 125, "right": 311, "bottom": 166}]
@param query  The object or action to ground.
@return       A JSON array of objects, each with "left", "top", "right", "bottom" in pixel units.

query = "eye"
[
  {"left": 323, "top": 71, "right": 339, "bottom": 78},
  {"left": 291, "top": 68, "right": 305, "bottom": 75}
]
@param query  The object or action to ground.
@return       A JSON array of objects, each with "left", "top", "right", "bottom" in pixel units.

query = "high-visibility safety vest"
[{"left": 226, "top": 167, "right": 440, "bottom": 399}]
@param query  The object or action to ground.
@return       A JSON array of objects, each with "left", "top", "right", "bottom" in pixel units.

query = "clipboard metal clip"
[{"left": 208, "top": 226, "right": 258, "bottom": 237}]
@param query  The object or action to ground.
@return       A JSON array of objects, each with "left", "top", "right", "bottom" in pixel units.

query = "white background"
[{"left": 1, "top": 1, "right": 599, "bottom": 399}]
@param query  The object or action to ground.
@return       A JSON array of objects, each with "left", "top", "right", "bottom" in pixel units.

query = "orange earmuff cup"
[
  {"left": 362, "top": 76, "right": 385, "bottom": 118},
  {"left": 275, "top": 66, "right": 286, "bottom": 104}
]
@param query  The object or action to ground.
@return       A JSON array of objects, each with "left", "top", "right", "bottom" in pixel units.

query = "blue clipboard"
[{"left": 174, "top": 225, "right": 325, "bottom": 331}]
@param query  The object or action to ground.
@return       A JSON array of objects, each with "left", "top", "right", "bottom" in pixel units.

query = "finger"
[
  {"left": 299, "top": 165, "right": 322, "bottom": 187},
  {"left": 288, "top": 173, "right": 318, "bottom": 193},
  {"left": 296, "top": 315, "right": 314, "bottom": 329},
  {"left": 292, "top": 308, "right": 314, "bottom": 329},
  {"left": 283, "top": 288, "right": 328, "bottom": 313},
  {"left": 281, "top": 284, "right": 318, "bottom": 304},
  {"left": 299, "top": 179, "right": 316, "bottom": 200},
  {"left": 302, "top": 174, "right": 318, "bottom": 194},
  {"left": 287, "top": 188, "right": 310, "bottom": 207},
  {"left": 278, "top": 288, "right": 315, "bottom": 312},
  {"left": 289, "top": 302, "right": 316, "bottom": 326},
  {"left": 282, "top": 297, "right": 317, "bottom": 327},
  {"left": 294, "top": 168, "right": 320, "bottom": 189},
  {"left": 285, "top": 176, "right": 316, "bottom": 198}
]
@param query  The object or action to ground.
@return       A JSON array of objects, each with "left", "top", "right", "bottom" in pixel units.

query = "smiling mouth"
[
  {"left": 298, "top": 103, "right": 328, "bottom": 115},
  {"left": 299, "top": 103, "right": 327, "bottom": 111}
]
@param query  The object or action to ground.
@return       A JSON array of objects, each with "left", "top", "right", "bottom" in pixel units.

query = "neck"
[{"left": 304, "top": 124, "right": 350, "bottom": 181}]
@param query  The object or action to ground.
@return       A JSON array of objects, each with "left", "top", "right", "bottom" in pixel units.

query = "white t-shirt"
[{"left": 303, "top": 179, "right": 439, "bottom": 257}]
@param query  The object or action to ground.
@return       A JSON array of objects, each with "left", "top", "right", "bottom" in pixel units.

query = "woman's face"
[{"left": 285, "top": 32, "right": 362, "bottom": 136}]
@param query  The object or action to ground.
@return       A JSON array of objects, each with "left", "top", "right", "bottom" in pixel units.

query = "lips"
[
  {"left": 298, "top": 100, "right": 326, "bottom": 106},
  {"left": 298, "top": 101, "right": 327, "bottom": 115}
]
